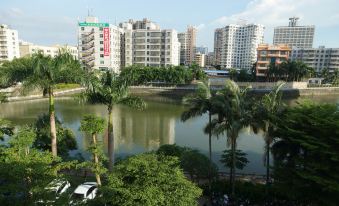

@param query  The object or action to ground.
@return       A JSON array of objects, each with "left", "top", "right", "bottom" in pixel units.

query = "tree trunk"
[
  {"left": 266, "top": 138, "right": 270, "bottom": 186},
  {"left": 208, "top": 112, "right": 212, "bottom": 198},
  {"left": 107, "top": 107, "right": 114, "bottom": 171},
  {"left": 92, "top": 133, "right": 101, "bottom": 186},
  {"left": 49, "top": 87, "right": 57, "bottom": 157},
  {"left": 231, "top": 135, "right": 236, "bottom": 197}
]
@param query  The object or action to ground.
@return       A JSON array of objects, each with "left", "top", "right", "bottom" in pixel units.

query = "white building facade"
[
  {"left": 216, "top": 23, "right": 265, "bottom": 70},
  {"left": 120, "top": 18, "right": 180, "bottom": 67},
  {"left": 273, "top": 17, "right": 315, "bottom": 49},
  {"left": 78, "top": 16, "right": 123, "bottom": 73},
  {"left": 0, "top": 24, "right": 20, "bottom": 61},
  {"left": 19, "top": 41, "right": 78, "bottom": 59},
  {"left": 291, "top": 46, "right": 339, "bottom": 73}
]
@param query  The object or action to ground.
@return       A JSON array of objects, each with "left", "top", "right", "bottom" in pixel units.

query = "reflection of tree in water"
[{"left": 106, "top": 101, "right": 184, "bottom": 152}]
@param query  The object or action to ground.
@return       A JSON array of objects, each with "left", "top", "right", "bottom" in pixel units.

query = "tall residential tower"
[
  {"left": 273, "top": 17, "right": 315, "bottom": 49},
  {"left": 215, "top": 23, "right": 265, "bottom": 70},
  {"left": 178, "top": 26, "right": 197, "bottom": 65},
  {"left": 0, "top": 24, "right": 20, "bottom": 61}
]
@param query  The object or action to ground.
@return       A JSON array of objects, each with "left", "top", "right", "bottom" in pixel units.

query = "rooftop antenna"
[{"left": 289, "top": 17, "right": 299, "bottom": 27}]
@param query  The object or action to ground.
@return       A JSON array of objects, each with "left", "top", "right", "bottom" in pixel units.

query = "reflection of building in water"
[{"left": 109, "top": 105, "right": 176, "bottom": 152}]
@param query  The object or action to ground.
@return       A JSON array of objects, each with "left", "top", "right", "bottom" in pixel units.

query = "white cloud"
[
  {"left": 196, "top": 23, "right": 206, "bottom": 31},
  {"left": 213, "top": 0, "right": 339, "bottom": 28}
]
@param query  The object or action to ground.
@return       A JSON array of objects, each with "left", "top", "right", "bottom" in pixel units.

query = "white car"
[
  {"left": 46, "top": 179, "right": 71, "bottom": 198},
  {"left": 70, "top": 182, "right": 98, "bottom": 204},
  {"left": 36, "top": 179, "right": 71, "bottom": 204}
]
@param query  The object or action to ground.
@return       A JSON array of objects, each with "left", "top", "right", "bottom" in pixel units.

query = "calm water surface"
[{"left": 0, "top": 95, "right": 338, "bottom": 174}]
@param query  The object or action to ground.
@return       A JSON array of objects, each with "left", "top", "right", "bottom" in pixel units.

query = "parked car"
[
  {"left": 36, "top": 179, "right": 71, "bottom": 204},
  {"left": 70, "top": 182, "right": 98, "bottom": 204},
  {"left": 46, "top": 179, "right": 71, "bottom": 198}
]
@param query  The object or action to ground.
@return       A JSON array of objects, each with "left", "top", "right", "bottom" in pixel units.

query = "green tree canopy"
[
  {"left": 33, "top": 114, "right": 77, "bottom": 159},
  {"left": 101, "top": 153, "right": 202, "bottom": 206},
  {"left": 272, "top": 101, "right": 339, "bottom": 205}
]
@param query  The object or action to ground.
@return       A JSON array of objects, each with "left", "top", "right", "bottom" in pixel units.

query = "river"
[{"left": 0, "top": 95, "right": 338, "bottom": 174}]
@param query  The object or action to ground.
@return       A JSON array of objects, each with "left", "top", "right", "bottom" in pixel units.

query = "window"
[
  {"left": 100, "top": 41, "right": 103, "bottom": 44},
  {"left": 100, "top": 54, "right": 104, "bottom": 57},
  {"left": 100, "top": 34, "right": 103, "bottom": 38},
  {"left": 81, "top": 27, "right": 84, "bottom": 31},
  {"left": 100, "top": 48, "right": 104, "bottom": 51},
  {"left": 100, "top": 60, "right": 104, "bottom": 64},
  {"left": 99, "top": 27, "right": 103, "bottom": 31}
]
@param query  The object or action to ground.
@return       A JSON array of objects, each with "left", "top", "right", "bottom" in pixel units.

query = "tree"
[
  {"left": 0, "top": 127, "right": 64, "bottom": 205},
  {"left": 0, "top": 118, "right": 14, "bottom": 141},
  {"left": 157, "top": 144, "right": 218, "bottom": 183},
  {"left": 33, "top": 114, "right": 77, "bottom": 159},
  {"left": 229, "top": 68, "right": 238, "bottom": 81},
  {"left": 80, "top": 115, "right": 106, "bottom": 186},
  {"left": 82, "top": 71, "right": 145, "bottom": 170},
  {"left": 220, "top": 149, "right": 249, "bottom": 171},
  {"left": 101, "top": 153, "right": 202, "bottom": 206},
  {"left": 271, "top": 102, "right": 339, "bottom": 205},
  {"left": 1, "top": 51, "right": 84, "bottom": 157},
  {"left": 0, "top": 92, "right": 7, "bottom": 103},
  {"left": 251, "top": 82, "right": 285, "bottom": 189},
  {"left": 207, "top": 80, "right": 251, "bottom": 197},
  {"left": 181, "top": 81, "right": 215, "bottom": 191}
]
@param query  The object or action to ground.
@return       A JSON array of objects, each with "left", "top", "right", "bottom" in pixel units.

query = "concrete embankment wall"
[{"left": 7, "top": 88, "right": 85, "bottom": 102}]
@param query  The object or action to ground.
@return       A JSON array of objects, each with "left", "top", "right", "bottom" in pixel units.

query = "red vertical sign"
[{"left": 103, "top": 28, "right": 110, "bottom": 56}]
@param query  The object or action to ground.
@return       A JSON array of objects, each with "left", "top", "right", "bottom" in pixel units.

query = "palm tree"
[
  {"left": 181, "top": 81, "right": 215, "bottom": 192},
  {"left": 252, "top": 82, "right": 285, "bottom": 188},
  {"left": 1, "top": 50, "right": 83, "bottom": 156},
  {"left": 80, "top": 115, "right": 106, "bottom": 186},
  {"left": 82, "top": 71, "right": 145, "bottom": 171},
  {"left": 207, "top": 80, "right": 251, "bottom": 197}
]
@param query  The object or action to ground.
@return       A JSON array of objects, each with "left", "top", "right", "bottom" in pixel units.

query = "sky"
[{"left": 1, "top": 0, "right": 339, "bottom": 50}]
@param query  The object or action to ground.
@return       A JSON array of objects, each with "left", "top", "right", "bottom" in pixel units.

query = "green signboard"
[{"left": 78, "top": 22, "right": 109, "bottom": 27}]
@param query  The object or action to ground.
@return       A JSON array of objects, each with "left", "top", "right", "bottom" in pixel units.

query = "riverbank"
[{"left": 4, "top": 84, "right": 339, "bottom": 102}]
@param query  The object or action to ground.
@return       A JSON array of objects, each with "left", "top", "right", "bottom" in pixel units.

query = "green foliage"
[
  {"left": 157, "top": 144, "right": 219, "bottom": 182},
  {"left": 33, "top": 114, "right": 77, "bottom": 159},
  {"left": 80, "top": 115, "right": 106, "bottom": 134},
  {"left": 266, "top": 60, "right": 314, "bottom": 82},
  {"left": 9, "top": 126, "right": 36, "bottom": 154},
  {"left": 272, "top": 101, "right": 339, "bottom": 205},
  {"left": 83, "top": 71, "right": 146, "bottom": 110},
  {"left": 0, "top": 118, "right": 14, "bottom": 141},
  {"left": 180, "top": 149, "right": 219, "bottom": 182},
  {"left": 101, "top": 153, "right": 202, "bottom": 206},
  {"left": 0, "top": 92, "right": 8, "bottom": 103},
  {"left": 321, "top": 68, "right": 339, "bottom": 85},
  {"left": 220, "top": 149, "right": 249, "bottom": 170},
  {"left": 54, "top": 83, "right": 80, "bottom": 90},
  {"left": 119, "top": 65, "right": 206, "bottom": 85},
  {"left": 0, "top": 56, "right": 33, "bottom": 88},
  {"left": 0, "top": 127, "right": 67, "bottom": 205},
  {"left": 181, "top": 81, "right": 214, "bottom": 121}
]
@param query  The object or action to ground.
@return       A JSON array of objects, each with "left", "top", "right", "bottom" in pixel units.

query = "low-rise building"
[
  {"left": 0, "top": 24, "right": 20, "bottom": 61},
  {"left": 291, "top": 46, "right": 339, "bottom": 73},
  {"left": 19, "top": 41, "right": 78, "bottom": 59},
  {"left": 256, "top": 44, "right": 291, "bottom": 78}
]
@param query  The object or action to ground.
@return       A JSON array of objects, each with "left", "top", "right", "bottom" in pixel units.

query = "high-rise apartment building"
[
  {"left": 216, "top": 23, "right": 265, "bottom": 70},
  {"left": 19, "top": 41, "right": 78, "bottom": 59},
  {"left": 291, "top": 46, "right": 339, "bottom": 73},
  {"left": 0, "top": 24, "right": 20, "bottom": 61},
  {"left": 256, "top": 44, "right": 291, "bottom": 78},
  {"left": 78, "top": 16, "right": 123, "bottom": 73},
  {"left": 119, "top": 18, "right": 180, "bottom": 67},
  {"left": 178, "top": 26, "right": 197, "bottom": 65},
  {"left": 273, "top": 17, "right": 315, "bottom": 49},
  {"left": 213, "top": 28, "right": 223, "bottom": 67}
]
